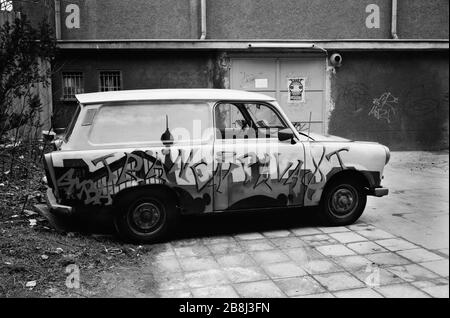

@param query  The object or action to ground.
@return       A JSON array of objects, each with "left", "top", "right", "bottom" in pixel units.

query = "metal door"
[{"left": 230, "top": 57, "right": 326, "bottom": 134}]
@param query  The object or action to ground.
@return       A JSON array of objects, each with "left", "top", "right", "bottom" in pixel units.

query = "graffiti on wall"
[
  {"left": 368, "top": 92, "right": 399, "bottom": 123},
  {"left": 330, "top": 55, "right": 448, "bottom": 150},
  {"left": 337, "top": 81, "right": 441, "bottom": 123}
]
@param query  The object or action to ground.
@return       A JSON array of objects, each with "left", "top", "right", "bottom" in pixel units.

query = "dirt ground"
[
  {"left": 0, "top": 148, "right": 148, "bottom": 297},
  {"left": 0, "top": 150, "right": 448, "bottom": 297}
]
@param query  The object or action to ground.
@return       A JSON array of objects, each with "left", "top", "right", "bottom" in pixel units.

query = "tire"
[
  {"left": 113, "top": 188, "right": 177, "bottom": 243},
  {"left": 318, "top": 177, "right": 367, "bottom": 226}
]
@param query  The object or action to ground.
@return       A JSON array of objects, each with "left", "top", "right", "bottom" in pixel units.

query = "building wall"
[
  {"left": 398, "top": 0, "right": 449, "bottom": 39},
  {"left": 51, "top": 51, "right": 218, "bottom": 127},
  {"left": 209, "top": 0, "right": 449, "bottom": 39},
  {"left": 208, "top": 0, "right": 390, "bottom": 39},
  {"left": 10, "top": 0, "right": 449, "bottom": 149},
  {"left": 52, "top": 50, "right": 449, "bottom": 150},
  {"left": 328, "top": 51, "right": 449, "bottom": 150},
  {"left": 58, "top": 0, "right": 199, "bottom": 39},
  {"left": 17, "top": 0, "right": 449, "bottom": 40}
]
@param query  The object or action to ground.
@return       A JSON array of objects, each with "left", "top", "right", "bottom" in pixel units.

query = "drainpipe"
[
  {"left": 54, "top": 0, "right": 61, "bottom": 40},
  {"left": 199, "top": 0, "right": 206, "bottom": 40},
  {"left": 391, "top": 0, "right": 398, "bottom": 39}
]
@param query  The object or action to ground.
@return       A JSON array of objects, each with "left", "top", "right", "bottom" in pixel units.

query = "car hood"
[
  {"left": 308, "top": 133, "right": 351, "bottom": 142},
  {"left": 307, "top": 133, "right": 384, "bottom": 146}
]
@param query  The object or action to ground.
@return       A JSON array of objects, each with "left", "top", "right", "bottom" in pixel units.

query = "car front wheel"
[{"left": 319, "top": 177, "right": 367, "bottom": 226}]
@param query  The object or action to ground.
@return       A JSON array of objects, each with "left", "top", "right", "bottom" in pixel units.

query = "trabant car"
[{"left": 44, "top": 89, "right": 389, "bottom": 242}]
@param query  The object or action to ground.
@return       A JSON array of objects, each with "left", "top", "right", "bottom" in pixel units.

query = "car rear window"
[{"left": 89, "top": 102, "right": 211, "bottom": 145}]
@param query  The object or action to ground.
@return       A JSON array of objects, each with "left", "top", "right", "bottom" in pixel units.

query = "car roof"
[{"left": 76, "top": 89, "right": 276, "bottom": 105}]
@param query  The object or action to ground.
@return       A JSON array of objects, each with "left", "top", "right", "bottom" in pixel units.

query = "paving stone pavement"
[
  {"left": 97, "top": 222, "right": 448, "bottom": 298},
  {"left": 96, "top": 151, "right": 448, "bottom": 298}
]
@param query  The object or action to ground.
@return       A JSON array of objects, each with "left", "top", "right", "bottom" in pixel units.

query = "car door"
[{"left": 213, "top": 101, "right": 306, "bottom": 212}]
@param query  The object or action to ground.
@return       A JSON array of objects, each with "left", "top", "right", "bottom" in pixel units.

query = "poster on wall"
[
  {"left": 287, "top": 77, "right": 306, "bottom": 103},
  {"left": 254, "top": 78, "right": 268, "bottom": 89}
]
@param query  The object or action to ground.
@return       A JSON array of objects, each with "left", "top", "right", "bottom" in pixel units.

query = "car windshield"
[{"left": 89, "top": 102, "right": 211, "bottom": 145}]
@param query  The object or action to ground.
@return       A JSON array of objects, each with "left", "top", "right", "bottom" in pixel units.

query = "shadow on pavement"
[
  {"left": 36, "top": 204, "right": 322, "bottom": 244},
  {"left": 175, "top": 207, "right": 320, "bottom": 240}
]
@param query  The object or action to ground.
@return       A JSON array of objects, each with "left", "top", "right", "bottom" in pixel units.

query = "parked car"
[{"left": 43, "top": 89, "right": 389, "bottom": 242}]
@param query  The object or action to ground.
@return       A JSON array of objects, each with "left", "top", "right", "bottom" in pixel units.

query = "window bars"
[
  {"left": 99, "top": 71, "right": 121, "bottom": 92},
  {"left": 62, "top": 72, "right": 84, "bottom": 100}
]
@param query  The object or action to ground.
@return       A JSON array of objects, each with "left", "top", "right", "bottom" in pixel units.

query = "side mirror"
[{"left": 278, "top": 128, "right": 296, "bottom": 143}]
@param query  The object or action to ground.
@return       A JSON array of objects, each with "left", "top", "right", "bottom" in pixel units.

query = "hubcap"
[
  {"left": 131, "top": 202, "right": 161, "bottom": 231},
  {"left": 329, "top": 186, "right": 358, "bottom": 217}
]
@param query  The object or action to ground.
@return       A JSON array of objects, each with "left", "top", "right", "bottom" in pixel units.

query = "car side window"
[
  {"left": 215, "top": 103, "right": 253, "bottom": 139},
  {"left": 89, "top": 102, "right": 211, "bottom": 145},
  {"left": 245, "top": 103, "right": 285, "bottom": 129},
  {"left": 244, "top": 103, "right": 288, "bottom": 139}
]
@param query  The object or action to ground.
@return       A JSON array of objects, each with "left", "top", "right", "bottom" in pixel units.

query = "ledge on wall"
[{"left": 56, "top": 39, "right": 449, "bottom": 51}]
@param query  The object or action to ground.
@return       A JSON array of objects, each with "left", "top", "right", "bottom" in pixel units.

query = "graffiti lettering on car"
[{"left": 56, "top": 146, "right": 352, "bottom": 206}]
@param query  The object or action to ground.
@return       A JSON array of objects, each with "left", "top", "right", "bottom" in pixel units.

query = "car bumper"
[
  {"left": 367, "top": 187, "right": 389, "bottom": 197},
  {"left": 46, "top": 188, "right": 74, "bottom": 215}
]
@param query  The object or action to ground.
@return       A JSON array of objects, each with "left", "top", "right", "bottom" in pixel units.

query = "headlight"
[{"left": 384, "top": 146, "right": 390, "bottom": 165}]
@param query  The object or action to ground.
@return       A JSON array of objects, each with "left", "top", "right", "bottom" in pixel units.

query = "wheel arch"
[
  {"left": 323, "top": 169, "right": 372, "bottom": 193},
  {"left": 112, "top": 184, "right": 180, "bottom": 213}
]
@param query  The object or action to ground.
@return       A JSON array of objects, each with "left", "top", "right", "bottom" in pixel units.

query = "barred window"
[
  {"left": 62, "top": 72, "right": 84, "bottom": 100},
  {"left": 99, "top": 71, "right": 121, "bottom": 92}
]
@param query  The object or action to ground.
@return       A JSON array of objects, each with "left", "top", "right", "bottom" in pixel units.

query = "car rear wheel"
[
  {"left": 113, "top": 189, "right": 177, "bottom": 243},
  {"left": 319, "top": 177, "right": 367, "bottom": 226}
]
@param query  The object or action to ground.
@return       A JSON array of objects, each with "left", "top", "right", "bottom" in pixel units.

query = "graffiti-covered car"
[{"left": 43, "top": 89, "right": 389, "bottom": 242}]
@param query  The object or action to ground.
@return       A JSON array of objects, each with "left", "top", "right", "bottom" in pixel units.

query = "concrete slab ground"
[
  {"left": 97, "top": 221, "right": 448, "bottom": 298},
  {"left": 71, "top": 151, "right": 450, "bottom": 298},
  {"left": 364, "top": 151, "right": 449, "bottom": 251}
]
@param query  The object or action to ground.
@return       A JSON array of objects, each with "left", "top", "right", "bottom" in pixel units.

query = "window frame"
[
  {"left": 244, "top": 103, "right": 286, "bottom": 129},
  {"left": 87, "top": 100, "right": 213, "bottom": 147},
  {"left": 213, "top": 101, "right": 292, "bottom": 141},
  {"left": 98, "top": 70, "right": 122, "bottom": 92},
  {"left": 61, "top": 71, "right": 84, "bottom": 101}
]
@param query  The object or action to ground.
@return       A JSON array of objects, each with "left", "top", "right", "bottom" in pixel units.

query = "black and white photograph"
[{"left": 0, "top": 0, "right": 448, "bottom": 303}]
